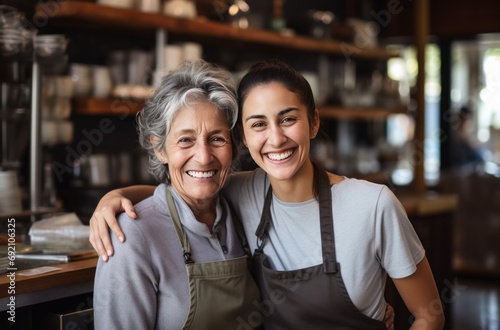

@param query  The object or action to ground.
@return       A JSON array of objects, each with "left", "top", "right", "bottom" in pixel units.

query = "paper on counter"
[{"left": 29, "top": 212, "right": 91, "bottom": 251}]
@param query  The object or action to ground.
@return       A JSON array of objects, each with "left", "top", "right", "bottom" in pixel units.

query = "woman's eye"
[
  {"left": 178, "top": 138, "right": 195, "bottom": 147},
  {"left": 281, "top": 117, "right": 296, "bottom": 125},
  {"left": 251, "top": 122, "right": 266, "bottom": 129},
  {"left": 210, "top": 136, "right": 228, "bottom": 147}
]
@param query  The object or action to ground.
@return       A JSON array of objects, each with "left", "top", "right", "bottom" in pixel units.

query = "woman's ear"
[
  {"left": 242, "top": 134, "right": 248, "bottom": 148},
  {"left": 310, "top": 108, "right": 320, "bottom": 139},
  {"left": 150, "top": 136, "right": 167, "bottom": 163}
]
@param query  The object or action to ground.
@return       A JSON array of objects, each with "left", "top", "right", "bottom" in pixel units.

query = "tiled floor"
[{"left": 451, "top": 277, "right": 500, "bottom": 330}]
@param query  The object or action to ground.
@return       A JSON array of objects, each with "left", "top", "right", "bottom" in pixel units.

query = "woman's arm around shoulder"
[{"left": 89, "top": 185, "right": 155, "bottom": 261}]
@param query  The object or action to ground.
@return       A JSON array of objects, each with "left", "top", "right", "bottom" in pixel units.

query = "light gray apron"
[{"left": 166, "top": 188, "right": 262, "bottom": 330}]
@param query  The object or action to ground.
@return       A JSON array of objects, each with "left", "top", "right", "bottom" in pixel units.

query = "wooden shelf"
[
  {"left": 72, "top": 97, "right": 144, "bottom": 116},
  {"left": 37, "top": 1, "right": 399, "bottom": 61},
  {"left": 319, "top": 105, "right": 408, "bottom": 120},
  {"left": 72, "top": 98, "right": 408, "bottom": 119}
]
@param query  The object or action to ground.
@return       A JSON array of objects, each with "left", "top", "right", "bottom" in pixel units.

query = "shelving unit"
[
  {"left": 37, "top": 1, "right": 398, "bottom": 60},
  {"left": 33, "top": 1, "right": 410, "bottom": 190},
  {"left": 72, "top": 97, "right": 408, "bottom": 120},
  {"left": 35, "top": 1, "right": 405, "bottom": 121}
]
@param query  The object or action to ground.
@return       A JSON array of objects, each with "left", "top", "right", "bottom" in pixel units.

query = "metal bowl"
[
  {"left": 0, "top": 36, "right": 22, "bottom": 56},
  {"left": 0, "top": 5, "right": 24, "bottom": 29},
  {"left": 34, "top": 34, "right": 68, "bottom": 57}
]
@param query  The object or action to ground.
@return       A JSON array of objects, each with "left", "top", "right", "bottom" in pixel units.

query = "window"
[
  {"left": 451, "top": 34, "right": 500, "bottom": 175},
  {"left": 387, "top": 44, "right": 441, "bottom": 185}
]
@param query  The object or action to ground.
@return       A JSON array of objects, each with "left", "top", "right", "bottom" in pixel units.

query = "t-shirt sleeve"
[
  {"left": 376, "top": 186, "right": 425, "bottom": 279},
  {"left": 93, "top": 215, "right": 158, "bottom": 329},
  {"left": 223, "top": 169, "right": 267, "bottom": 210}
]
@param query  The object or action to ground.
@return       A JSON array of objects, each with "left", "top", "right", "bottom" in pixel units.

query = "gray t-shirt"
[
  {"left": 93, "top": 184, "right": 245, "bottom": 330},
  {"left": 222, "top": 168, "right": 425, "bottom": 321}
]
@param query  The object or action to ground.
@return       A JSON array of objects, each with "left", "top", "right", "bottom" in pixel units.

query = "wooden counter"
[
  {"left": 398, "top": 193, "right": 459, "bottom": 217},
  {"left": 0, "top": 258, "right": 97, "bottom": 311},
  {"left": 389, "top": 193, "right": 458, "bottom": 330}
]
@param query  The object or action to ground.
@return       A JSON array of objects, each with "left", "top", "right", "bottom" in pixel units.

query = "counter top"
[
  {"left": 398, "top": 193, "right": 459, "bottom": 217},
  {"left": 0, "top": 258, "right": 97, "bottom": 310},
  {"left": 0, "top": 258, "right": 97, "bottom": 298}
]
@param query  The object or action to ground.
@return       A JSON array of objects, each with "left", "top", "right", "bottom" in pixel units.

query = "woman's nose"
[
  {"left": 194, "top": 141, "right": 213, "bottom": 164},
  {"left": 268, "top": 126, "right": 287, "bottom": 146}
]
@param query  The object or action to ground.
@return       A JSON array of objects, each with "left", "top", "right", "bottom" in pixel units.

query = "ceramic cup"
[
  {"left": 163, "top": 45, "right": 183, "bottom": 72},
  {"left": 138, "top": 0, "right": 160, "bottom": 12},
  {"left": 182, "top": 42, "right": 202, "bottom": 61},
  {"left": 92, "top": 66, "right": 113, "bottom": 98},
  {"left": 163, "top": 0, "right": 197, "bottom": 18}
]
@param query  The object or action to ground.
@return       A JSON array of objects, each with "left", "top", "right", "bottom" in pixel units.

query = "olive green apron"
[{"left": 166, "top": 188, "right": 262, "bottom": 330}]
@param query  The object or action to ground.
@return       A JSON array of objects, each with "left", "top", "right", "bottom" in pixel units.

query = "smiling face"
[
  {"left": 242, "top": 82, "right": 319, "bottom": 183},
  {"left": 154, "top": 101, "right": 232, "bottom": 208}
]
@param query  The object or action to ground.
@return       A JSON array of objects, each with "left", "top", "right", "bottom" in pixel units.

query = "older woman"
[{"left": 93, "top": 60, "right": 260, "bottom": 330}]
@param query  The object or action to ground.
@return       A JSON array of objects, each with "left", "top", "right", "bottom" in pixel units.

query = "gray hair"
[{"left": 136, "top": 59, "right": 238, "bottom": 183}]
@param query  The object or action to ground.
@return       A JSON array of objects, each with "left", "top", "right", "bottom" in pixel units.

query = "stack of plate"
[
  {"left": 34, "top": 34, "right": 68, "bottom": 58},
  {"left": 0, "top": 255, "right": 9, "bottom": 273},
  {"left": 0, "top": 171, "right": 23, "bottom": 214}
]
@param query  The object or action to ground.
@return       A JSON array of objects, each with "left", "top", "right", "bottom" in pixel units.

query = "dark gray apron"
[
  {"left": 251, "top": 164, "right": 386, "bottom": 329},
  {"left": 166, "top": 188, "right": 262, "bottom": 330}
]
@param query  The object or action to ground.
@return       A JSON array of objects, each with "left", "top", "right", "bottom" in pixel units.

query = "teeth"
[
  {"left": 187, "top": 170, "right": 215, "bottom": 178},
  {"left": 267, "top": 150, "right": 293, "bottom": 161}
]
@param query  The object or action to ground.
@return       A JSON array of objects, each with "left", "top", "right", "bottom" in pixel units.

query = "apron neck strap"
[
  {"left": 255, "top": 187, "right": 273, "bottom": 251},
  {"left": 315, "top": 163, "right": 337, "bottom": 273},
  {"left": 226, "top": 200, "right": 253, "bottom": 258},
  {"left": 255, "top": 162, "right": 338, "bottom": 273},
  {"left": 166, "top": 187, "right": 194, "bottom": 264}
]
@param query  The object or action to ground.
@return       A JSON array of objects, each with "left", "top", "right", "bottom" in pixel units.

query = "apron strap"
[
  {"left": 166, "top": 187, "right": 194, "bottom": 264},
  {"left": 226, "top": 200, "right": 253, "bottom": 258},
  {"left": 255, "top": 187, "right": 273, "bottom": 251},
  {"left": 315, "top": 163, "right": 337, "bottom": 274}
]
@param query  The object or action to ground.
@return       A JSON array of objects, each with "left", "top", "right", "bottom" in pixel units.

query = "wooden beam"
[{"left": 413, "top": 0, "right": 429, "bottom": 195}]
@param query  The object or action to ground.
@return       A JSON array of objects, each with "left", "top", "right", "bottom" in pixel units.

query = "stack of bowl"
[
  {"left": 0, "top": 28, "right": 23, "bottom": 56},
  {"left": 34, "top": 34, "right": 69, "bottom": 74},
  {"left": 0, "top": 170, "right": 23, "bottom": 214},
  {"left": 34, "top": 34, "right": 68, "bottom": 58},
  {"left": 70, "top": 63, "right": 93, "bottom": 97},
  {"left": 0, "top": 5, "right": 36, "bottom": 57}
]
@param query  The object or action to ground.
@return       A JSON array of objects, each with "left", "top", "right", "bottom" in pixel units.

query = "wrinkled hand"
[
  {"left": 89, "top": 191, "right": 137, "bottom": 261},
  {"left": 385, "top": 303, "right": 395, "bottom": 330}
]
